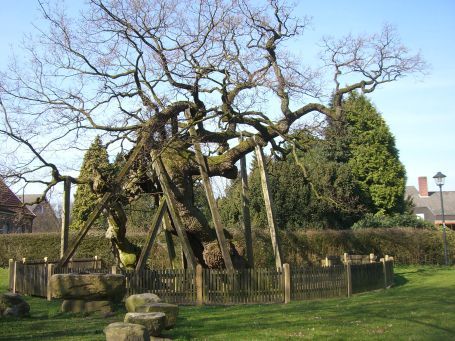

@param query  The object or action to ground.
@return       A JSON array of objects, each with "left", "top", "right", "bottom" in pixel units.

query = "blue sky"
[{"left": 0, "top": 1, "right": 454, "bottom": 192}]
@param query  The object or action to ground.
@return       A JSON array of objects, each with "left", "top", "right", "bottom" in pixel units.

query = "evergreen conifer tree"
[
  {"left": 342, "top": 93, "right": 406, "bottom": 214},
  {"left": 70, "top": 136, "right": 110, "bottom": 229}
]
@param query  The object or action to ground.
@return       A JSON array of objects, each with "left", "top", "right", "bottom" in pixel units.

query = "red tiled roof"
[{"left": 0, "top": 178, "right": 35, "bottom": 216}]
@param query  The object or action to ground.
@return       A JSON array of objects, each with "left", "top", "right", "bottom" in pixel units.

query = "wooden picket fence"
[
  {"left": 123, "top": 269, "right": 197, "bottom": 305},
  {"left": 291, "top": 265, "right": 346, "bottom": 300},
  {"left": 8, "top": 257, "right": 105, "bottom": 298},
  {"left": 9, "top": 256, "right": 394, "bottom": 305}
]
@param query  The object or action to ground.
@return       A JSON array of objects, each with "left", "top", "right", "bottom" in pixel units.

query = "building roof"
[
  {"left": 21, "top": 194, "right": 46, "bottom": 211},
  {"left": 0, "top": 178, "right": 35, "bottom": 216},
  {"left": 406, "top": 186, "right": 455, "bottom": 216}
]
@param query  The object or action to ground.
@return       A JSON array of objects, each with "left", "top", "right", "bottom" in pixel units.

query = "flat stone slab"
[
  {"left": 124, "top": 312, "right": 165, "bottom": 337},
  {"left": 50, "top": 273, "right": 125, "bottom": 301},
  {"left": 0, "top": 293, "right": 30, "bottom": 317},
  {"left": 135, "top": 303, "right": 178, "bottom": 329},
  {"left": 125, "top": 293, "right": 161, "bottom": 312},
  {"left": 61, "top": 299, "right": 113, "bottom": 313},
  {"left": 104, "top": 322, "right": 150, "bottom": 341}
]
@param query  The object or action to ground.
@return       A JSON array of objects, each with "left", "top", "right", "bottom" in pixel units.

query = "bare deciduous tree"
[{"left": 0, "top": 0, "right": 426, "bottom": 268}]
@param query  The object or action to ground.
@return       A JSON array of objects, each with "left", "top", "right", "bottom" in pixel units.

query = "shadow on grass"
[{"left": 392, "top": 273, "right": 408, "bottom": 287}]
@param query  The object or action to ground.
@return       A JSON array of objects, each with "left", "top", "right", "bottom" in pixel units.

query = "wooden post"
[
  {"left": 283, "top": 263, "right": 291, "bottom": 304},
  {"left": 240, "top": 145, "right": 254, "bottom": 268},
  {"left": 346, "top": 261, "right": 352, "bottom": 297},
  {"left": 163, "top": 213, "right": 178, "bottom": 269},
  {"left": 111, "top": 265, "right": 118, "bottom": 275},
  {"left": 151, "top": 152, "right": 197, "bottom": 270},
  {"left": 58, "top": 136, "right": 147, "bottom": 267},
  {"left": 60, "top": 177, "right": 71, "bottom": 258},
  {"left": 255, "top": 145, "right": 283, "bottom": 269},
  {"left": 196, "top": 264, "right": 203, "bottom": 305},
  {"left": 369, "top": 253, "right": 375, "bottom": 263},
  {"left": 8, "top": 259, "right": 14, "bottom": 291},
  {"left": 184, "top": 109, "right": 234, "bottom": 272},
  {"left": 343, "top": 253, "right": 349, "bottom": 264},
  {"left": 12, "top": 261, "right": 17, "bottom": 294},
  {"left": 135, "top": 197, "right": 167, "bottom": 272},
  {"left": 381, "top": 257, "right": 387, "bottom": 289},
  {"left": 47, "top": 263, "right": 55, "bottom": 301}
]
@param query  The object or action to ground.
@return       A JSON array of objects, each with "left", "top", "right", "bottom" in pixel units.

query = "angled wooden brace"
[
  {"left": 255, "top": 145, "right": 283, "bottom": 269},
  {"left": 58, "top": 137, "right": 147, "bottom": 268},
  {"left": 135, "top": 197, "right": 168, "bottom": 272},
  {"left": 239, "top": 136, "right": 254, "bottom": 268},
  {"left": 151, "top": 151, "right": 197, "bottom": 271},
  {"left": 184, "top": 109, "right": 234, "bottom": 271}
]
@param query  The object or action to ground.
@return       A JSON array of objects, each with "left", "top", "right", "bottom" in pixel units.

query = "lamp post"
[{"left": 433, "top": 172, "right": 448, "bottom": 265}]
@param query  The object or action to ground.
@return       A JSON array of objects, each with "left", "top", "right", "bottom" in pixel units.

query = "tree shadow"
[{"left": 392, "top": 273, "right": 408, "bottom": 287}]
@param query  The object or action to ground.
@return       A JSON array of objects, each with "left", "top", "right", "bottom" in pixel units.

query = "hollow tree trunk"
[
  {"left": 104, "top": 142, "right": 245, "bottom": 269},
  {"left": 160, "top": 150, "right": 245, "bottom": 269}
]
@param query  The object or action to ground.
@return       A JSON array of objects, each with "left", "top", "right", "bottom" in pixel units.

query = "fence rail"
[{"left": 8, "top": 256, "right": 395, "bottom": 305}]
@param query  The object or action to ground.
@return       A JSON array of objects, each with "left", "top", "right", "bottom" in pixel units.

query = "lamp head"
[{"left": 433, "top": 172, "right": 446, "bottom": 186}]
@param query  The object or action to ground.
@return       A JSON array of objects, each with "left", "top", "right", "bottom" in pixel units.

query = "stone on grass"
[
  {"left": 135, "top": 303, "right": 178, "bottom": 329},
  {"left": 124, "top": 312, "right": 165, "bottom": 337},
  {"left": 61, "top": 299, "right": 113, "bottom": 313},
  {"left": 50, "top": 273, "right": 125, "bottom": 302},
  {"left": 104, "top": 322, "right": 150, "bottom": 341},
  {"left": 0, "top": 293, "right": 30, "bottom": 317},
  {"left": 125, "top": 293, "right": 161, "bottom": 312}
]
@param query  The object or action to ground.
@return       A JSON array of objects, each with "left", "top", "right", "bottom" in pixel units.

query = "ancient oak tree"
[{"left": 0, "top": 0, "right": 425, "bottom": 268}]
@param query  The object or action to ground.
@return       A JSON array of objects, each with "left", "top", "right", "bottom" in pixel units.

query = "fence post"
[
  {"left": 283, "top": 263, "right": 291, "bottom": 304},
  {"left": 196, "top": 264, "right": 203, "bottom": 306},
  {"left": 346, "top": 261, "right": 352, "bottom": 297},
  {"left": 8, "top": 259, "right": 13, "bottom": 291},
  {"left": 12, "top": 261, "right": 17, "bottom": 294},
  {"left": 343, "top": 253, "right": 349, "bottom": 264},
  {"left": 369, "top": 253, "right": 375, "bottom": 263},
  {"left": 47, "top": 263, "right": 55, "bottom": 301},
  {"left": 380, "top": 257, "right": 387, "bottom": 289},
  {"left": 111, "top": 265, "right": 118, "bottom": 274}
]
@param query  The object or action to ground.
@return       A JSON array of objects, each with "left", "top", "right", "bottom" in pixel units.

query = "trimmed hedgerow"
[{"left": 1, "top": 228, "right": 453, "bottom": 268}]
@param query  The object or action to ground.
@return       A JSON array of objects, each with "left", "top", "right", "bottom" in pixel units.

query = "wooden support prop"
[
  {"left": 135, "top": 197, "right": 168, "bottom": 272},
  {"left": 163, "top": 212, "right": 178, "bottom": 269},
  {"left": 58, "top": 137, "right": 147, "bottom": 267},
  {"left": 255, "top": 145, "right": 283, "bottom": 269},
  {"left": 60, "top": 177, "right": 71, "bottom": 258},
  {"left": 151, "top": 152, "right": 197, "bottom": 270},
  {"left": 240, "top": 139, "right": 254, "bottom": 268},
  {"left": 184, "top": 109, "right": 234, "bottom": 271}
]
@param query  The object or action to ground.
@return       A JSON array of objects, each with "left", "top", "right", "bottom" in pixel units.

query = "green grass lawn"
[{"left": 0, "top": 266, "right": 454, "bottom": 340}]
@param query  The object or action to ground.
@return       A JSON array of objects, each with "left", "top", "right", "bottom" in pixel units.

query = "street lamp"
[{"left": 433, "top": 172, "right": 448, "bottom": 265}]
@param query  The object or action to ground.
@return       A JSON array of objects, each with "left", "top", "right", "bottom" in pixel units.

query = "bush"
[
  {"left": 0, "top": 232, "right": 172, "bottom": 268},
  {"left": 1, "top": 228, "right": 453, "bottom": 268},
  {"left": 351, "top": 213, "right": 434, "bottom": 229}
]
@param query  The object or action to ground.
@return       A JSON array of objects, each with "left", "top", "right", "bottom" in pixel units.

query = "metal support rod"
[{"left": 438, "top": 184, "right": 449, "bottom": 265}]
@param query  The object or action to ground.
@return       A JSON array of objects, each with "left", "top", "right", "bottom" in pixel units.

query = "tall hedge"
[{"left": 1, "top": 228, "right": 453, "bottom": 268}]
